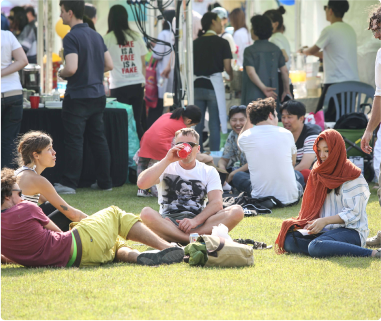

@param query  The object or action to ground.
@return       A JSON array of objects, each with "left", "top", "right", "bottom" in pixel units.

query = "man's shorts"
[
  {"left": 70, "top": 206, "right": 141, "bottom": 267},
  {"left": 161, "top": 211, "right": 203, "bottom": 228}
]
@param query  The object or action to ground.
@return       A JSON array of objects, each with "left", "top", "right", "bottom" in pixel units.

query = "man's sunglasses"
[
  {"left": 323, "top": 5, "right": 329, "bottom": 11},
  {"left": 372, "top": 28, "right": 381, "bottom": 36},
  {"left": 230, "top": 105, "right": 247, "bottom": 111},
  {"left": 176, "top": 142, "right": 199, "bottom": 148},
  {"left": 12, "top": 189, "right": 22, "bottom": 197}
]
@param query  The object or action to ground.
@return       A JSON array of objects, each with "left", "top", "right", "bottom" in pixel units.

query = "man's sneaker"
[
  {"left": 54, "top": 183, "right": 76, "bottom": 195},
  {"left": 243, "top": 208, "right": 257, "bottom": 217},
  {"left": 366, "top": 231, "right": 381, "bottom": 247},
  {"left": 137, "top": 188, "right": 153, "bottom": 197},
  {"left": 90, "top": 181, "right": 112, "bottom": 191},
  {"left": 137, "top": 247, "right": 184, "bottom": 266}
]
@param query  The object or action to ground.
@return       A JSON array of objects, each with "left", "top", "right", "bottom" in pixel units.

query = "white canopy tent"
[{"left": 8, "top": 0, "right": 379, "bottom": 95}]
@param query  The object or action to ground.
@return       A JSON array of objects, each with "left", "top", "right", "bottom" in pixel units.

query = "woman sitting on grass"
[
  {"left": 275, "top": 129, "right": 381, "bottom": 258},
  {"left": 15, "top": 131, "right": 88, "bottom": 231}
]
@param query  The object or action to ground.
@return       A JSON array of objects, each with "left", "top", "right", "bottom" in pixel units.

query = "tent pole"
[
  {"left": 186, "top": 0, "right": 194, "bottom": 105},
  {"left": 295, "top": 0, "right": 301, "bottom": 52},
  {"left": 45, "top": 0, "right": 53, "bottom": 93},
  {"left": 38, "top": 0, "right": 44, "bottom": 93}
]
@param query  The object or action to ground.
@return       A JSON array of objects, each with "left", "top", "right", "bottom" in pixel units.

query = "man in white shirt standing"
[
  {"left": 301, "top": 0, "right": 359, "bottom": 121},
  {"left": 137, "top": 128, "right": 244, "bottom": 244},
  {"left": 236, "top": 98, "right": 303, "bottom": 205},
  {"left": 212, "top": 7, "right": 237, "bottom": 55},
  {"left": 362, "top": 4, "right": 381, "bottom": 246}
]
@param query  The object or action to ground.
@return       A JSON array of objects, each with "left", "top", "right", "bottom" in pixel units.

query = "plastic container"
[
  {"left": 177, "top": 143, "right": 192, "bottom": 158},
  {"left": 53, "top": 88, "right": 60, "bottom": 101},
  {"left": 30, "top": 95, "right": 40, "bottom": 109}
]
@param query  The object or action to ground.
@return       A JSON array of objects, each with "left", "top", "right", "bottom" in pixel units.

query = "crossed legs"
[{"left": 140, "top": 205, "right": 244, "bottom": 244}]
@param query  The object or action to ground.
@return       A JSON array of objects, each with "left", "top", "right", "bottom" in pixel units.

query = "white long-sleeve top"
[
  {"left": 319, "top": 175, "right": 370, "bottom": 247},
  {"left": 375, "top": 48, "right": 381, "bottom": 97}
]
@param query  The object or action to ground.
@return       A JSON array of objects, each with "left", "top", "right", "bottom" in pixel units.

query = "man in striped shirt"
[{"left": 281, "top": 101, "right": 321, "bottom": 184}]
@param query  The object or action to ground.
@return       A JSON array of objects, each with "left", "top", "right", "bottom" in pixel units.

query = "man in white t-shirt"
[
  {"left": 363, "top": 6, "right": 381, "bottom": 246},
  {"left": 236, "top": 98, "right": 302, "bottom": 205},
  {"left": 301, "top": 0, "right": 359, "bottom": 121},
  {"left": 1, "top": 30, "right": 28, "bottom": 169},
  {"left": 138, "top": 128, "right": 244, "bottom": 244}
]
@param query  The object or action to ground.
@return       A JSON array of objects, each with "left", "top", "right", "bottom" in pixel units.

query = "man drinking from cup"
[{"left": 137, "top": 128, "right": 244, "bottom": 244}]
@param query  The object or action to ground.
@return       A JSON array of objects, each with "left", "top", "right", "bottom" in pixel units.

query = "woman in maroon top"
[{"left": 137, "top": 105, "right": 201, "bottom": 197}]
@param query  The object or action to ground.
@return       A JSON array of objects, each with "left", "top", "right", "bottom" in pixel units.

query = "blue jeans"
[
  {"left": 284, "top": 227, "right": 372, "bottom": 257},
  {"left": 194, "top": 88, "right": 220, "bottom": 152},
  {"left": 1, "top": 94, "right": 23, "bottom": 169},
  {"left": 232, "top": 171, "right": 251, "bottom": 195},
  {"left": 232, "top": 170, "right": 304, "bottom": 196},
  {"left": 294, "top": 170, "right": 305, "bottom": 189}
]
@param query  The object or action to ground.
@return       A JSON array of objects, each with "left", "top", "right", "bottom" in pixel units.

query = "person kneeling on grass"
[
  {"left": 1, "top": 168, "right": 184, "bottom": 267},
  {"left": 137, "top": 128, "right": 244, "bottom": 244},
  {"left": 275, "top": 129, "right": 381, "bottom": 258}
]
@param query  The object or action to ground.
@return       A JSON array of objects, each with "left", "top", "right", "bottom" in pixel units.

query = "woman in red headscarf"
[{"left": 275, "top": 129, "right": 380, "bottom": 258}]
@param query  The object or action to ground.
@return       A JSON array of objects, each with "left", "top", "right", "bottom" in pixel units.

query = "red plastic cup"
[
  {"left": 30, "top": 96, "right": 40, "bottom": 109},
  {"left": 177, "top": 143, "right": 192, "bottom": 158}
]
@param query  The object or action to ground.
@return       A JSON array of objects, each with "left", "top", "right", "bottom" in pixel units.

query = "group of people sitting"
[{"left": 1, "top": 97, "right": 380, "bottom": 268}]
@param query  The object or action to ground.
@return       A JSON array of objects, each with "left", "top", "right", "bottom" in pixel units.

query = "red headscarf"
[{"left": 275, "top": 129, "right": 361, "bottom": 254}]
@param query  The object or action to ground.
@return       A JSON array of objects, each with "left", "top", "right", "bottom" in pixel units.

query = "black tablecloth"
[{"left": 20, "top": 108, "right": 128, "bottom": 187}]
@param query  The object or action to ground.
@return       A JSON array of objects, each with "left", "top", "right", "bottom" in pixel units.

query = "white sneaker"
[
  {"left": 54, "top": 183, "right": 76, "bottom": 195},
  {"left": 223, "top": 182, "right": 232, "bottom": 191},
  {"left": 137, "top": 189, "right": 153, "bottom": 197}
]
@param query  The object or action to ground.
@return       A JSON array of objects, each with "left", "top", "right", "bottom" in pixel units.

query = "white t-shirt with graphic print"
[
  {"left": 157, "top": 160, "right": 222, "bottom": 216},
  {"left": 103, "top": 30, "right": 148, "bottom": 89}
]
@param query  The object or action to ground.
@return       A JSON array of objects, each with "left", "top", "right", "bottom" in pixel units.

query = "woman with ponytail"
[
  {"left": 103, "top": 5, "right": 148, "bottom": 140},
  {"left": 137, "top": 106, "right": 201, "bottom": 197},
  {"left": 275, "top": 129, "right": 381, "bottom": 258},
  {"left": 193, "top": 12, "right": 233, "bottom": 152},
  {"left": 264, "top": 6, "right": 293, "bottom": 100}
]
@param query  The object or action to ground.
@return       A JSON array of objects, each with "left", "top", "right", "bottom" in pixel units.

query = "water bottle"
[{"left": 53, "top": 88, "right": 60, "bottom": 101}]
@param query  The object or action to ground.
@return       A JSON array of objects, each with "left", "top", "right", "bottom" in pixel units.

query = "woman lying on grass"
[
  {"left": 15, "top": 131, "right": 87, "bottom": 231},
  {"left": 275, "top": 129, "right": 381, "bottom": 258}
]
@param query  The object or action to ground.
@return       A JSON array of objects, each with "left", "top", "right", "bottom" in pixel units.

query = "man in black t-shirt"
[
  {"left": 55, "top": 0, "right": 114, "bottom": 195},
  {"left": 281, "top": 101, "right": 321, "bottom": 183}
]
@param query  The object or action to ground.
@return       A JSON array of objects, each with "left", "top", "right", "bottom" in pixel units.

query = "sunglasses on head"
[
  {"left": 176, "top": 142, "right": 199, "bottom": 148},
  {"left": 12, "top": 189, "right": 22, "bottom": 197},
  {"left": 230, "top": 105, "right": 247, "bottom": 111}
]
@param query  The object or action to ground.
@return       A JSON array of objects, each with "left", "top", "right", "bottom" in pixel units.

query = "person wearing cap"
[
  {"left": 211, "top": 7, "right": 236, "bottom": 55},
  {"left": 300, "top": 0, "right": 359, "bottom": 122}
]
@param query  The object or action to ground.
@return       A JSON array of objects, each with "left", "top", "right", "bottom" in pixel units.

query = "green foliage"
[{"left": 2, "top": 184, "right": 380, "bottom": 319}]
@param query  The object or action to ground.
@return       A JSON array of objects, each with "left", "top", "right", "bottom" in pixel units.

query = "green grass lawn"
[{"left": 2, "top": 184, "right": 381, "bottom": 320}]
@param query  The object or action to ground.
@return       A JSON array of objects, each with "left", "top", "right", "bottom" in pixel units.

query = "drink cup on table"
[
  {"left": 30, "top": 95, "right": 40, "bottom": 109},
  {"left": 177, "top": 143, "right": 192, "bottom": 158}
]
